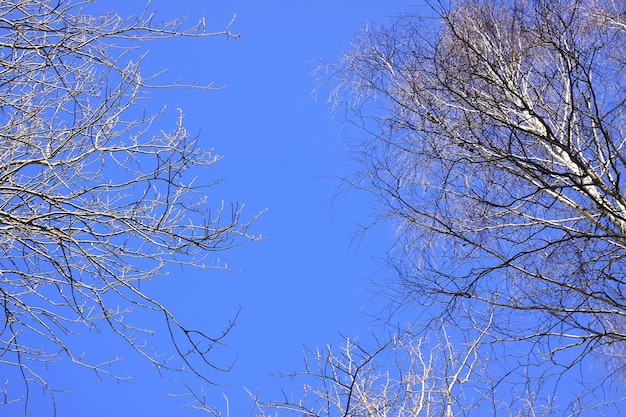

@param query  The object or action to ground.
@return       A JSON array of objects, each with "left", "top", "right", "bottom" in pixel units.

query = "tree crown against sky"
[
  {"left": 0, "top": 0, "right": 260, "bottom": 414},
  {"left": 3, "top": 0, "right": 626, "bottom": 415},
  {"left": 259, "top": 0, "right": 626, "bottom": 414}
]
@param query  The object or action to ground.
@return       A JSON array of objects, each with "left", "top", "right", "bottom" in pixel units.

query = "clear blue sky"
[{"left": 19, "top": 1, "right": 408, "bottom": 416}]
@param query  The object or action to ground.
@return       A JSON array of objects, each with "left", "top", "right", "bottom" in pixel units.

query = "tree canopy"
[
  {"left": 0, "top": 0, "right": 258, "bottom": 414},
  {"left": 258, "top": 0, "right": 626, "bottom": 414}
]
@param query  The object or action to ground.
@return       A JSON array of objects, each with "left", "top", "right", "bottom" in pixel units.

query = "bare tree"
[
  {"left": 250, "top": 313, "right": 554, "bottom": 417},
  {"left": 0, "top": 0, "right": 259, "bottom": 414},
  {"left": 315, "top": 0, "right": 626, "bottom": 413}
]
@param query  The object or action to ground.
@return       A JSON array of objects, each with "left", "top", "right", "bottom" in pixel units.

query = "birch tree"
[
  {"left": 0, "top": 0, "right": 258, "bottom": 414},
  {"left": 316, "top": 0, "right": 626, "bottom": 413}
]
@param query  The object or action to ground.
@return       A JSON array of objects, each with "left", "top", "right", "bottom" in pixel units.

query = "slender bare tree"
[
  {"left": 313, "top": 0, "right": 626, "bottom": 413},
  {"left": 0, "top": 0, "right": 259, "bottom": 414},
  {"left": 251, "top": 313, "right": 550, "bottom": 417}
]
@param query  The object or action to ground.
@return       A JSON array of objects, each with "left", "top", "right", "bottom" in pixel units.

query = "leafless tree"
[
  {"left": 314, "top": 0, "right": 626, "bottom": 413},
  {"left": 0, "top": 0, "right": 259, "bottom": 414},
  {"left": 250, "top": 312, "right": 559, "bottom": 417}
]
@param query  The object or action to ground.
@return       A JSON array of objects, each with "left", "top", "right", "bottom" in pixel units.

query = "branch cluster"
[
  {"left": 316, "top": 0, "right": 626, "bottom": 413},
  {"left": 0, "top": 0, "right": 256, "bottom": 412}
]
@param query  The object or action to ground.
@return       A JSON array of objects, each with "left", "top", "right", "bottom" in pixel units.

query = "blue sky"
[
  {"left": 16, "top": 1, "right": 409, "bottom": 416},
  {"left": 6, "top": 1, "right": 625, "bottom": 416}
]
